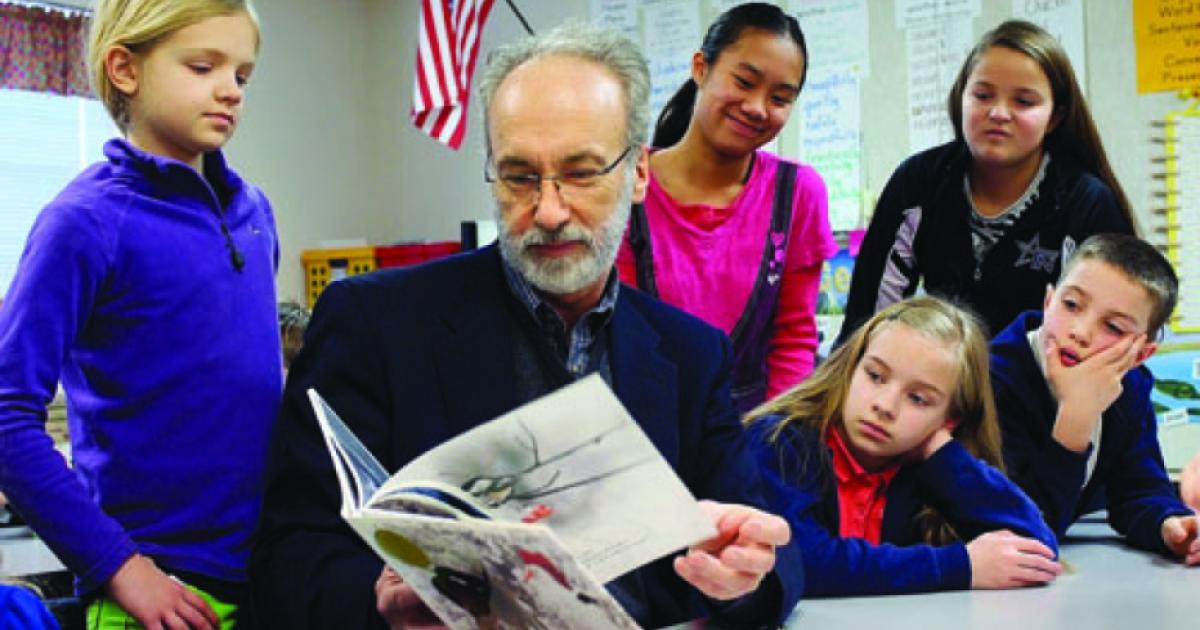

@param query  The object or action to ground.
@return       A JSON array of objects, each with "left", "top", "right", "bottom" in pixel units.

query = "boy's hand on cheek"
[
  {"left": 1048, "top": 335, "right": 1144, "bottom": 452},
  {"left": 1161, "top": 515, "right": 1200, "bottom": 566},
  {"left": 1046, "top": 334, "right": 1142, "bottom": 413}
]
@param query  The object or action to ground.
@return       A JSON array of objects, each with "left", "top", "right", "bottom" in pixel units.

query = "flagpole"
[{"left": 502, "top": 0, "right": 534, "bottom": 36}]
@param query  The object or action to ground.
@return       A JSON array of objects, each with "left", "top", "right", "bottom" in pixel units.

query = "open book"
[{"left": 309, "top": 375, "right": 716, "bottom": 629}]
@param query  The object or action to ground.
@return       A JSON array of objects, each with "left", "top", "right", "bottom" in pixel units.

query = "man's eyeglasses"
[{"left": 485, "top": 145, "right": 633, "bottom": 205}]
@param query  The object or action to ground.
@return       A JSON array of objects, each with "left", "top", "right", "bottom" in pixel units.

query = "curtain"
[{"left": 0, "top": 2, "right": 89, "bottom": 97}]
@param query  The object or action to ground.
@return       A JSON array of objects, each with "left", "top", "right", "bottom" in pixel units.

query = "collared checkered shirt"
[{"left": 500, "top": 257, "right": 619, "bottom": 378}]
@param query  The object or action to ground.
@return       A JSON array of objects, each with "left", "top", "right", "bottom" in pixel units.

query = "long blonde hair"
[
  {"left": 746, "top": 296, "right": 1002, "bottom": 543},
  {"left": 87, "top": 0, "right": 261, "bottom": 132}
]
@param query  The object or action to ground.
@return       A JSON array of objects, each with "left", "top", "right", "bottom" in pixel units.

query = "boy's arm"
[
  {"left": 1045, "top": 335, "right": 1143, "bottom": 453},
  {"left": 992, "top": 370, "right": 1088, "bottom": 539},
  {"left": 1102, "top": 369, "right": 1194, "bottom": 555},
  {"left": 0, "top": 201, "right": 137, "bottom": 593}
]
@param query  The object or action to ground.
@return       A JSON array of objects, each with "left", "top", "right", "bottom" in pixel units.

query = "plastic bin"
[
  {"left": 376, "top": 242, "right": 461, "bottom": 269},
  {"left": 301, "top": 246, "right": 377, "bottom": 308}
]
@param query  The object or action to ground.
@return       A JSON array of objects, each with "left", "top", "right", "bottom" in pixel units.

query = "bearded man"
[{"left": 251, "top": 22, "right": 803, "bottom": 630}]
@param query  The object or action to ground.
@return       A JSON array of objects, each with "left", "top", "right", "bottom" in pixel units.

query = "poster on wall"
[
  {"left": 1146, "top": 331, "right": 1200, "bottom": 472},
  {"left": 791, "top": 0, "right": 869, "bottom": 231},
  {"left": 814, "top": 230, "right": 863, "bottom": 359},
  {"left": 642, "top": 0, "right": 702, "bottom": 139},
  {"left": 791, "top": 0, "right": 871, "bottom": 76},
  {"left": 591, "top": 0, "right": 639, "bottom": 36},
  {"left": 894, "top": 0, "right": 979, "bottom": 28},
  {"left": 905, "top": 17, "right": 975, "bottom": 153},
  {"left": 1012, "top": 0, "right": 1086, "bottom": 92},
  {"left": 798, "top": 69, "right": 863, "bottom": 231},
  {"left": 1133, "top": 0, "right": 1200, "bottom": 93}
]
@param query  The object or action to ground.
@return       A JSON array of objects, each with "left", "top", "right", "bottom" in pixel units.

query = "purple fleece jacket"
[{"left": 0, "top": 139, "right": 282, "bottom": 593}]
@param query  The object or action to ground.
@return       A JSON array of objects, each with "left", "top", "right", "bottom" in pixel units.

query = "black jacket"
[{"left": 839, "top": 141, "right": 1132, "bottom": 341}]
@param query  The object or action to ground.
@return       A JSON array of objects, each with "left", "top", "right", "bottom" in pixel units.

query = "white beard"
[{"left": 496, "top": 172, "right": 633, "bottom": 296}]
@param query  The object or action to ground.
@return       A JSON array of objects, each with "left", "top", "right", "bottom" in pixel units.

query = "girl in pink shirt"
[{"left": 617, "top": 3, "right": 836, "bottom": 412}]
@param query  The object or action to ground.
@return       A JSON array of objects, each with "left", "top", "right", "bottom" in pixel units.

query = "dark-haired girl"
[
  {"left": 617, "top": 2, "right": 836, "bottom": 413},
  {"left": 839, "top": 20, "right": 1135, "bottom": 343}
]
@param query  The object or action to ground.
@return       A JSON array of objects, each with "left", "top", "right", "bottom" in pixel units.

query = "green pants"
[{"left": 85, "top": 582, "right": 238, "bottom": 630}]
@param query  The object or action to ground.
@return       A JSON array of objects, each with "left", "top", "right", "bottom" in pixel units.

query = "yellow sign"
[{"left": 1134, "top": 0, "right": 1200, "bottom": 93}]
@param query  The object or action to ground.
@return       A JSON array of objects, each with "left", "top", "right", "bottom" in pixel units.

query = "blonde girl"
[
  {"left": 0, "top": 1, "right": 278, "bottom": 628},
  {"left": 746, "top": 296, "right": 1061, "bottom": 595}
]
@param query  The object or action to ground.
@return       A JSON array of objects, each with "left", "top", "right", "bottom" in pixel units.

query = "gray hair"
[{"left": 477, "top": 21, "right": 651, "bottom": 151}]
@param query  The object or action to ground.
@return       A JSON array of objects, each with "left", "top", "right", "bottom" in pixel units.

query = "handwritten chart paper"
[
  {"left": 590, "top": 0, "right": 639, "bottom": 36},
  {"left": 1012, "top": 0, "right": 1087, "bottom": 89},
  {"left": 906, "top": 18, "right": 974, "bottom": 152},
  {"left": 792, "top": 0, "right": 871, "bottom": 76},
  {"left": 895, "top": 0, "right": 980, "bottom": 28},
  {"left": 799, "top": 69, "right": 863, "bottom": 230},
  {"left": 643, "top": 0, "right": 702, "bottom": 139}
]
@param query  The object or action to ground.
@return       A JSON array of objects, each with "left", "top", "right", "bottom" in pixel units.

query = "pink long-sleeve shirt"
[{"left": 617, "top": 150, "right": 837, "bottom": 397}]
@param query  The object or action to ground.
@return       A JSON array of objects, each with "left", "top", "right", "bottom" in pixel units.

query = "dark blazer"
[
  {"left": 991, "top": 311, "right": 1191, "bottom": 553},
  {"left": 250, "top": 245, "right": 803, "bottom": 629}
]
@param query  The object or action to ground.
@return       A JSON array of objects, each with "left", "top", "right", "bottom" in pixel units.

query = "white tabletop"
[
  {"left": 785, "top": 516, "right": 1200, "bottom": 630},
  {"left": 0, "top": 528, "right": 65, "bottom": 578},
  {"left": 5, "top": 516, "right": 1198, "bottom": 628}
]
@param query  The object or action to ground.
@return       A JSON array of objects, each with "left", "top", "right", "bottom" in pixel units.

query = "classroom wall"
[
  {"left": 224, "top": 0, "right": 386, "bottom": 303},
  {"left": 856, "top": 0, "right": 1177, "bottom": 238},
  {"left": 177, "top": 0, "right": 1178, "bottom": 301},
  {"left": 371, "top": 0, "right": 1174, "bottom": 261}
]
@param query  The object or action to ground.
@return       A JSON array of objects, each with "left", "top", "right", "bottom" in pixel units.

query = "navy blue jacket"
[
  {"left": 747, "top": 416, "right": 1056, "bottom": 596},
  {"left": 840, "top": 140, "right": 1132, "bottom": 343},
  {"left": 250, "top": 245, "right": 803, "bottom": 629},
  {"left": 991, "top": 312, "right": 1192, "bottom": 553}
]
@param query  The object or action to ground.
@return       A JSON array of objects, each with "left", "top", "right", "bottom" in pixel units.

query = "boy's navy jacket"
[
  {"left": 746, "top": 415, "right": 1057, "bottom": 597},
  {"left": 991, "top": 311, "right": 1192, "bottom": 553}
]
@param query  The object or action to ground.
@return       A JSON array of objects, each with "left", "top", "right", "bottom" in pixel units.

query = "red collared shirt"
[{"left": 827, "top": 427, "right": 899, "bottom": 544}]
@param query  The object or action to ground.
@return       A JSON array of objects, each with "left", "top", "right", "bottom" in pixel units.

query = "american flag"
[{"left": 411, "top": 0, "right": 496, "bottom": 150}]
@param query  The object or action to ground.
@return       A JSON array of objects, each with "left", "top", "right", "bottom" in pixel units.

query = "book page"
[
  {"left": 351, "top": 511, "right": 639, "bottom": 630},
  {"left": 309, "top": 389, "right": 390, "bottom": 514},
  {"left": 375, "top": 375, "right": 715, "bottom": 583}
]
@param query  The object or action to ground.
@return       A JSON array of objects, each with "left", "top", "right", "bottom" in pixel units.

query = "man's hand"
[
  {"left": 107, "top": 554, "right": 219, "bottom": 630},
  {"left": 673, "top": 500, "right": 789, "bottom": 601},
  {"left": 1048, "top": 334, "right": 1143, "bottom": 453},
  {"left": 966, "top": 530, "right": 1062, "bottom": 589},
  {"left": 375, "top": 566, "right": 449, "bottom": 630},
  {"left": 1161, "top": 515, "right": 1200, "bottom": 566},
  {"left": 1181, "top": 451, "right": 1200, "bottom": 511}
]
